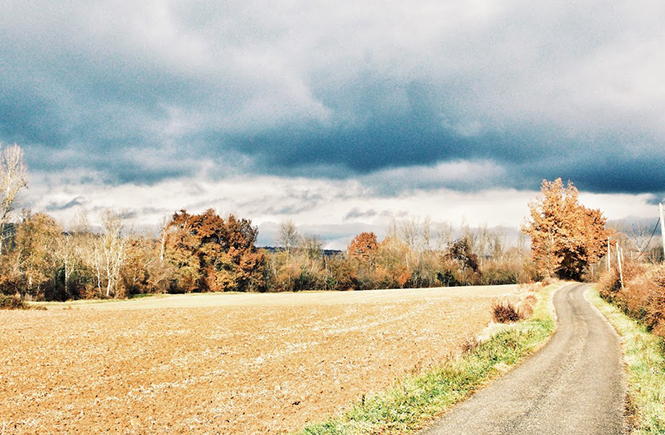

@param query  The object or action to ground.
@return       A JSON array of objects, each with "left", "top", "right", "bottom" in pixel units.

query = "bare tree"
[
  {"left": 70, "top": 209, "right": 104, "bottom": 297},
  {"left": 301, "top": 234, "right": 323, "bottom": 261},
  {"left": 435, "top": 221, "right": 454, "bottom": 251},
  {"left": 278, "top": 220, "right": 300, "bottom": 255},
  {"left": 53, "top": 210, "right": 89, "bottom": 299},
  {"left": 159, "top": 214, "right": 170, "bottom": 262},
  {"left": 489, "top": 230, "right": 506, "bottom": 262},
  {"left": 99, "top": 210, "right": 126, "bottom": 297},
  {"left": 400, "top": 218, "right": 420, "bottom": 251},
  {"left": 422, "top": 216, "right": 432, "bottom": 251},
  {"left": 386, "top": 219, "right": 399, "bottom": 240},
  {"left": 477, "top": 223, "right": 489, "bottom": 266},
  {"left": 460, "top": 220, "right": 478, "bottom": 253},
  {"left": 517, "top": 232, "right": 529, "bottom": 261},
  {"left": 0, "top": 144, "right": 28, "bottom": 266},
  {"left": 612, "top": 219, "right": 658, "bottom": 259},
  {"left": 92, "top": 243, "right": 103, "bottom": 297},
  {"left": 56, "top": 232, "right": 76, "bottom": 299},
  {"left": 71, "top": 209, "right": 91, "bottom": 234}
]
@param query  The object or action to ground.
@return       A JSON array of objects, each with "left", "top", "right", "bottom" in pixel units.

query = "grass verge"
[
  {"left": 586, "top": 286, "right": 665, "bottom": 434},
  {"left": 294, "top": 283, "right": 561, "bottom": 435}
]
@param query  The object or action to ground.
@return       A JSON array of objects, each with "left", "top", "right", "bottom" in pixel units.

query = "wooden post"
[
  {"left": 660, "top": 203, "right": 665, "bottom": 262},
  {"left": 617, "top": 244, "right": 624, "bottom": 289}
]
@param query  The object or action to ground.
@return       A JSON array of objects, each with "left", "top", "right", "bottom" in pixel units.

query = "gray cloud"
[
  {"left": 1, "top": 0, "right": 664, "bottom": 196},
  {"left": 344, "top": 208, "right": 378, "bottom": 221},
  {"left": 45, "top": 196, "right": 87, "bottom": 212}
]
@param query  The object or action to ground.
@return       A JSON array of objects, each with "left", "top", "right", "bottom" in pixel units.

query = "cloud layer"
[
  {"left": 25, "top": 167, "right": 658, "bottom": 248},
  {"left": 2, "top": 1, "right": 665, "bottom": 190},
  {"left": 2, "top": 0, "right": 665, "bottom": 243}
]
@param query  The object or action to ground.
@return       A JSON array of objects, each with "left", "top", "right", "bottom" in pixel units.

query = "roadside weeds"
[
  {"left": 587, "top": 287, "right": 665, "bottom": 434},
  {"left": 293, "top": 283, "right": 561, "bottom": 435}
]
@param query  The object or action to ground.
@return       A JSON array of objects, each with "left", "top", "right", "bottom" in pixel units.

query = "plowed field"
[{"left": 0, "top": 285, "right": 517, "bottom": 434}]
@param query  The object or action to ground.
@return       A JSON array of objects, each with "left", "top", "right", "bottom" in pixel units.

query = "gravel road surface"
[{"left": 421, "top": 283, "right": 626, "bottom": 435}]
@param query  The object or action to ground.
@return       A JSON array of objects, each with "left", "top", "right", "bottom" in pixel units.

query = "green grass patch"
[
  {"left": 587, "top": 287, "right": 665, "bottom": 434},
  {"left": 294, "top": 283, "right": 560, "bottom": 435}
]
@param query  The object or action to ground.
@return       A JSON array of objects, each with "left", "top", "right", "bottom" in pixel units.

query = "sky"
[{"left": 1, "top": 0, "right": 664, "bottom": 248}]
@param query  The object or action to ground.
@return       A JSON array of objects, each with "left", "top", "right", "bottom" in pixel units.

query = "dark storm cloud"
[
  {"left": 514, "top": 145, "right": 665, "bottom": 195},
  {"left": 344, "top": 208, "right": 378, "bottom": 221},
  {"left": 231, "top": 84, "right": 511, "bottom": 172},
  {"left": 45, "top": 196, "right": 87, "bottom": 212},
  {"left": 1, "top": 0, "right": 664, "bottom": 195}
]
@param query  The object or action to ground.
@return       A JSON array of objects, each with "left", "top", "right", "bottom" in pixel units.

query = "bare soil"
[{"left": 0, "top": 285, "right": 517, "bottom": 434}]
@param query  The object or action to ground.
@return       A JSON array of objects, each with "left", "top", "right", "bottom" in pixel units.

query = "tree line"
[
  {"left": 0, "top": 143, "right": 617, "bottom": 301},
  {"left": 0, "top": 206, "right": 540, "bottom": 300}
]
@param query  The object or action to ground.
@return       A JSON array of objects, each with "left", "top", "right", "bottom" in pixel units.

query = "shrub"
[
  {"left": 326, "top": 255, "right": 358, "bottom": 291},
  {"left": 437, "top": 270, "right": 462, "bottom": 287},
  {"left": 492, "top": 301, "right": 522, "bottom": 323},
  {"left": 597, "top": 269, "right": 621, "bottom": 300},
  {"left": 480, "top": 266, "right": 519, "bottom": 285},
  {"left": 0, "top": 295, "right": 27, "bottom": 310},
  {"left": 598, "top": 264, "right": 665, "bottom": 339},
  {"left": 516, "top": 294, "right": 537, "bottom": 319}
]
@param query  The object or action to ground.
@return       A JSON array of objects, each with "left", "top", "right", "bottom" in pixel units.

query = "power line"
[{"left": 636, "top": 216, "right": 660, "bottom": 259}]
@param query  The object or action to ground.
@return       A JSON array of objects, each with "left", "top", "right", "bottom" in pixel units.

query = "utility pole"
[
  {"left": 607, "top": 237, "right": 611, "bottom": 272},
  {"left": 617, "top": 244, "right": 624, "bottom": 289},
  {"left": 660, "top": 203, "right": 665, "bottom": 262}
]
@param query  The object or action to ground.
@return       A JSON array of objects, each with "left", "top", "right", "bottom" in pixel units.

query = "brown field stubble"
[{"left": 0, "top": 286, "right": 517, "bottom": 434}]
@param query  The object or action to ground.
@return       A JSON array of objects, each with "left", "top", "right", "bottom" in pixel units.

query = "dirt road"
[{"left": 422, "top": 283, "right": 626, "bottom": 435}]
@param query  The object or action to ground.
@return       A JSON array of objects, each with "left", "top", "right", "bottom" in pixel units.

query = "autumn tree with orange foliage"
[
  {"left": 164, "top": 209, "right": 266, "bottom": 292},
  {"left": 348, "top": 232, "right": 379, "bottom": 265},
  {"left": 522, "top": 178, "right": 610, "bottom": 280}
]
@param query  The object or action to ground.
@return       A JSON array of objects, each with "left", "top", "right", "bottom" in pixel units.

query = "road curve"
[{"left": 421, "top": 283, "right": 626, "bottom": 435}]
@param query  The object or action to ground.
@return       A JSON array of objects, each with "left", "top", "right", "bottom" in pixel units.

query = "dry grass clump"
[
  {"left": 492, "top": 301, "right": 522, "bottom": 323},
  {"left": 491, "top": 283, "right": 540, "bottom": 323},
  {"left": 460, "top": 336, "right": 480, "bottom": 353},
  {"left": 516, "top": 294, "right": 537, "bottom": 319}
]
